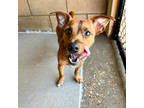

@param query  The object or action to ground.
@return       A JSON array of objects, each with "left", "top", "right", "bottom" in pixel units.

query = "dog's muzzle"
[{"left": 68, "top": 46, "right": 90, "bottom": 65}]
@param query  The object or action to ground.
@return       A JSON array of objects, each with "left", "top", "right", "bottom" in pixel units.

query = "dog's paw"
[
  {"left": 57, "top": 83, "right": 63, "bottom": 87},
  {"left": 75, "top": 76, "right": 83, "bottom": 83},
  {"left": 56, "top": 78, "right": 64, "bottom": 87}
]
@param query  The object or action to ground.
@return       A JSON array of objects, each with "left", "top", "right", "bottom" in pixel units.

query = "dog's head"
[{"left": 51, "top": 11, "right": 114, "bottom": 65}]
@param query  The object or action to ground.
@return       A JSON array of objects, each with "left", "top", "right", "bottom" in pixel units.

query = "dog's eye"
[
  {"left": 65, "top": 28, "right": 72, "bottom": 35},
  {"left": 85, "top": 30, "right": 90, "bottom": 37}
]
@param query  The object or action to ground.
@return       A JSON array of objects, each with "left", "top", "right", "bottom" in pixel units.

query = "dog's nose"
[{"left": 68, "top": 42, "right": 80, "bottom": 53}]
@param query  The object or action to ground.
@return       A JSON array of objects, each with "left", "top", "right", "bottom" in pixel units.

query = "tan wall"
[{"left": 18, "top": 0, "right": 107, "bottom": 32}]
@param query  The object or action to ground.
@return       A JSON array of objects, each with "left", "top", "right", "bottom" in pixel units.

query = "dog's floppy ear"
[
  {"left": 50, "top": 11, "right": 70, "bottom": 28},
  {"left": 91, "top": 16, "right": 115, "bottom": 34}
]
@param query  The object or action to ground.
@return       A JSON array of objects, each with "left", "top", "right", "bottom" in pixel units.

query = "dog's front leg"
[
  {"left": 57, "top": 64, "right": 65, "bottom": 86},
  {"left": 74, "top": 61, "right": 84, "bottom": 83}
]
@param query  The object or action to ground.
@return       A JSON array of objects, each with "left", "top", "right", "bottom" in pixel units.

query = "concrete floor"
[
  {"left": 18, "top": 33, "right": 82, "bottom": 108},
  {"left": 81, "top": 35, "right": 125, "bottom": 108},
  {"left": 18, "top": 33, "right": 125, "bottom": 108}
]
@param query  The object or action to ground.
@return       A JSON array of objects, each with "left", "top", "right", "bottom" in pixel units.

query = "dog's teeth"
[
  {"left": 77, "top": 59, "right": 79, "bottom": 62},
  {"left": 69, "top": 58, "right": 75, "bottom": 64},
  {"left": 69, "top": 58, "right": 72, "bottom": 62}
]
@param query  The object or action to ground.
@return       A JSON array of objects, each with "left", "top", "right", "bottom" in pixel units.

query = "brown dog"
[{"left": 50, "top": 11, "right": 114, "bottom": 86}]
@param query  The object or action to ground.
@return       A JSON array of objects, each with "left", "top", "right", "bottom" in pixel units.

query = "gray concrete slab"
[
  {"left": 81, "top": 35, "right": 126, "bottom": 108},
  {"left": 18, "top": 33, "right": 83, "bottom": 108}
]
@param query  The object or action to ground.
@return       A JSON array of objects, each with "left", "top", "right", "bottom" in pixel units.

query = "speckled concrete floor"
[{"left": 81, "top": 35, "right": 126, "bottom": 108}]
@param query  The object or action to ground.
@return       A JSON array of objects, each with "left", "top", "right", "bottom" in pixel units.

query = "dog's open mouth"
[{"left": 68, "top": 46, "right": 90, "bottom": 65}]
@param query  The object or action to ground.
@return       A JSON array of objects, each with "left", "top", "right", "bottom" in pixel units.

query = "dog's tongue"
[{"left": 80, "top": 46, "right": 90, "bottom": 58}]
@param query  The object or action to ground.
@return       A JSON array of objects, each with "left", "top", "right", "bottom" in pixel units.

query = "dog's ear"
[
  {"left": 50, "top": 11, "right": 71, "bottom": 28},
  {"left": 69, "top": 11, "right": 74, "bottom": 18},
  {"left": 91, "top": 16, "right": 115, "bottom": 34}
]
